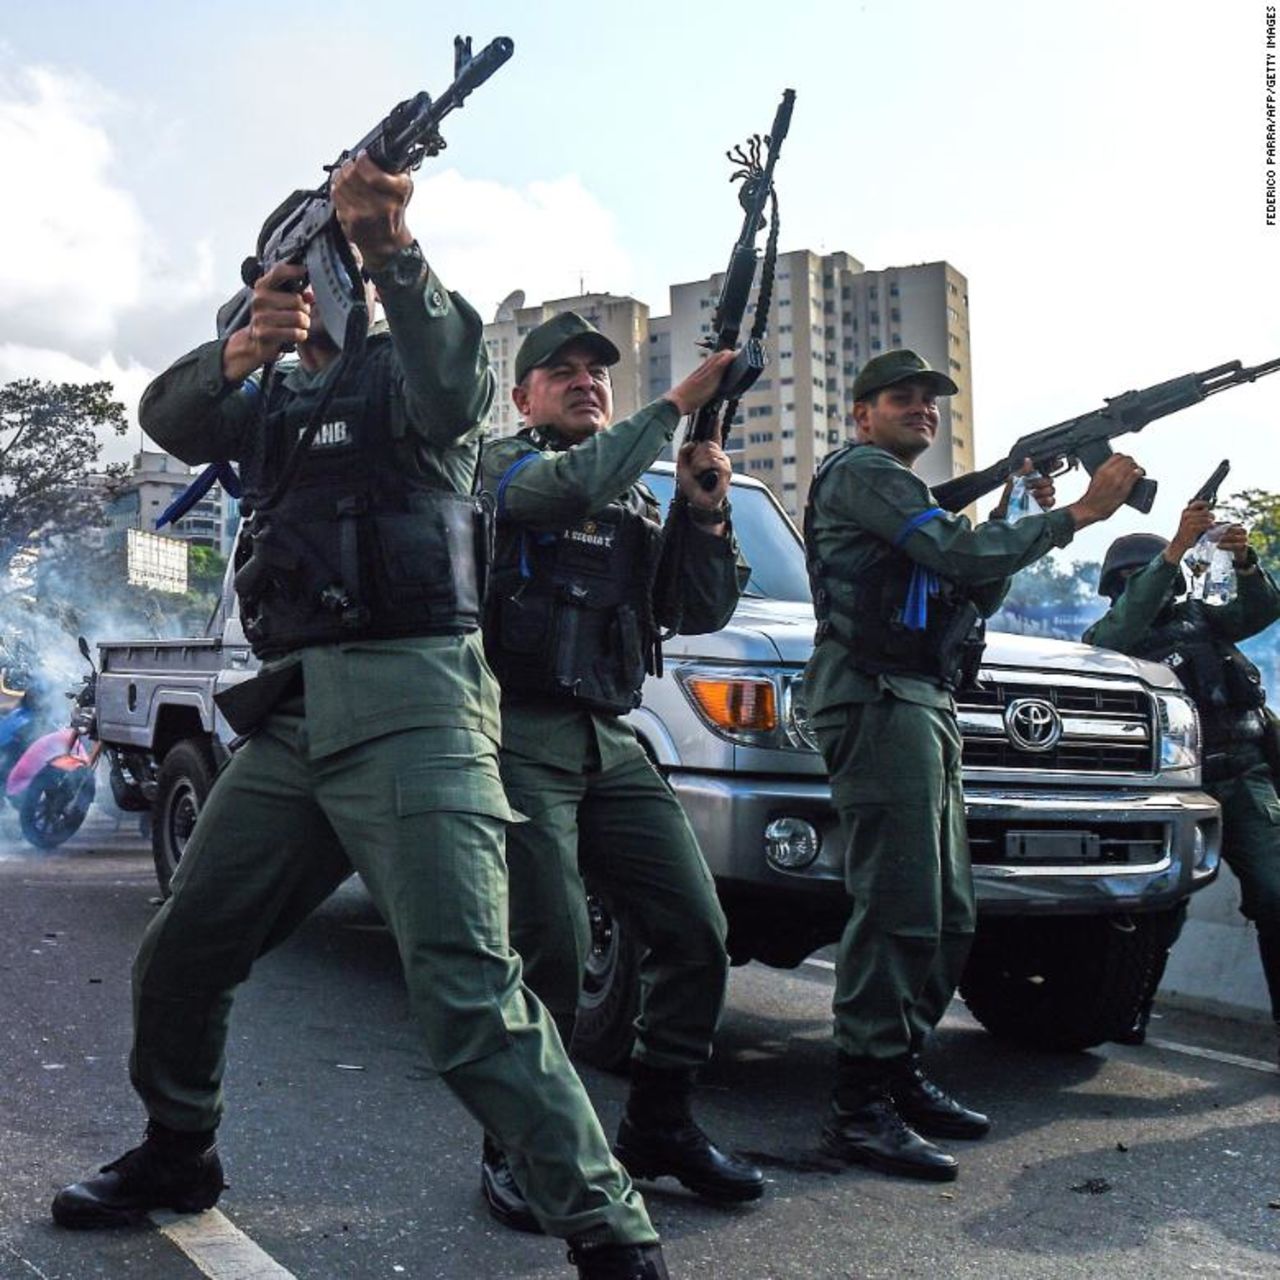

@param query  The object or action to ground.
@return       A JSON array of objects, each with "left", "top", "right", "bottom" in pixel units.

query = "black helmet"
[{"left": 1098, "top": 533, "right": 1169, "bottom": 599}]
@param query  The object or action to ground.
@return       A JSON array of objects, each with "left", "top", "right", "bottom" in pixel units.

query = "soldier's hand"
[
  {"left": 1217, "top": 523, "right": 1251, "bottom": 564},
  {"left": 1026, "top": 468, "right": 1056, "bottom": 511},
  {"left": 331, "top": 151, "right": 415, "bottom": 272},
  {"left": 1167, "top": 500, "right": 1216, "bottom": 559},
  {"left": 222, "top": 262, "right": 314, "bottom": 382},
  {"left": 676, "top": 440, "right": 732, "bottom": 513},
  {"left": 1067, "top": 453, "right": 1144, "bottom": 528},
  {"left": 990, "top": 457, "right": 1056, "bottom": 519},
  {"left": 663, "top": 350, "right": 736, "bottom": 417}
]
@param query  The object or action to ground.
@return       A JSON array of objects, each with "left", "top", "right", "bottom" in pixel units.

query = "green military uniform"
[
  {"left": 1084, "top": 550, "right": 1280, "bottom": 1026},
  {"left": 805, "top": 443, "right": 1078, "bottom": 1063},
  {"left": 481, "top": 395, "right": 742, "bottom": 1069},
  {"left": 126, "top": 263, "right": 655, "bottom": 1245}
]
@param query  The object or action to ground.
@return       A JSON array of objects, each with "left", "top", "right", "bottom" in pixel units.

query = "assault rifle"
[
  {"left": 686, "top": 88, "right": 795, "bottom": 490},
  {"left": 215, "top": 35, "right": 514, "bottom": 353},
  {"left": 931, "top": 357, "right": 1280, "bottom": 515},
  {"left": 1192, "top": 458, "right": 1230, "bottom": 506}
]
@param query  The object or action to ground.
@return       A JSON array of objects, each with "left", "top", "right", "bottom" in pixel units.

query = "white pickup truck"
[{"left": 93, "top": 465, "right": 1221, "bottom": 1058}]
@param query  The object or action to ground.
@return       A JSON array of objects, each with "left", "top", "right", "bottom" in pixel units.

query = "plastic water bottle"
[
  {"left": 1005, "top": 472, "right": 1041, "bottom": 524},
  {"left": 1203, "top": 545, "right": 1237, "bottom": 606},
  {"left": 1185, "top": 525, "right": 1236, "bottom": 604}
]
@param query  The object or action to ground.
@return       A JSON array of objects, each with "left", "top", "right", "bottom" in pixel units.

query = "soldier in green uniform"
[
  {"left": 803, "top": 349, "right": 1142, "bottom": 1181},
  {"left": 1085, "top": 502, "right": 1280, "bottom": 1063},
  {"left": 51, "top": 160, "right": 669, "bottom": 1280},
  {"left": 476, "top": 312, "right": 764, "bottom": 1232}
]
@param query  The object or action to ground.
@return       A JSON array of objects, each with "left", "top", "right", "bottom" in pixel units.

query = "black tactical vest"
[
  {"left": 232, "top": 335, "right": 488, "bottom": 659},
  {"left": 804, "top": 444, "right": 985, "bottom": 691},
  {"left": 1127, "top": 600, "right": 1267, "bottom": 764},
  {"left": 485, "top": 433, "right": 665, "bottom": 716}
]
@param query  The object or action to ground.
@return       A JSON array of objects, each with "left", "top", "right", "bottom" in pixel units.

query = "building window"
[{"left": 889, "top": 283, "right": 899, "bottom": 297}]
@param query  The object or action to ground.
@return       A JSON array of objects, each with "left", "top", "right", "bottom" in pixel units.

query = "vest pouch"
[
  {"left": 368, "top": 496, "right": 483, "bottom": 629},
  {"left": 612, "top": 604, "right": 647, "bottom": 696},
  {"left": 497, "top": 588, "right": 553, "bottom": 656}
]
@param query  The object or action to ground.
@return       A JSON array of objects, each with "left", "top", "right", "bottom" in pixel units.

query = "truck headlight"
[
  {"left": 1154, "top": 691, "right": 1200, "bottom": 778},
  {"left": 676, "top": 668, "right": 817, "bottom": 751}
]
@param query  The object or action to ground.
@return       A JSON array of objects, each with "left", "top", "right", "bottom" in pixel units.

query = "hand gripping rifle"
[
  {"left": 931, "top": 357, "right": 1280, "bottom": 515},
  {"left": 1191, "top": 458, "right": 1230, "bottom": 506},
  {"left": 215, "top": 35, "right": 514, "bottom": 354},
  {"left": 686, "top": 89, "right": 796, "bottom": 490}
]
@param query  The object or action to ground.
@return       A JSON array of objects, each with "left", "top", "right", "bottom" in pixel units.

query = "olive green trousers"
[
  {"left": 814, "top": 695, "right": 975, "bottom": 1062},
  {"left": 1208, "top": 763, "right": 1280, "bottom": 1019},
  {"left": 499, "top": 744, "right": 729, "bottom": 1070},
  {"left": 129, "top": 708, "right": 654, "bottom": 1244}
]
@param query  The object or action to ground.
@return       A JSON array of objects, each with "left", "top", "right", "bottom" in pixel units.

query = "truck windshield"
[{"left": 643, "top": 472, "right": 813, "bottom": 604}]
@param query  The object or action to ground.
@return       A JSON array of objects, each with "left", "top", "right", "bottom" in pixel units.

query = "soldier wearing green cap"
[
  {"left": 803, "top": 349, "right": 1144, "bottom": 1181},
  {"left": 476, "top": 311, "right": 765, "bottom": 1232},
  {"left": 51, "top": 164, "right": 668, "bottom": 1280}
]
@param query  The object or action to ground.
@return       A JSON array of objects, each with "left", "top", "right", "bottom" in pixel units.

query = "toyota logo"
[{"left": 1004, "top": 697, "right": 1062, "bottom": 752}]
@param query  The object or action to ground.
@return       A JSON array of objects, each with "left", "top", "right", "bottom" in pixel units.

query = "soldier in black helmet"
[{"left": 1086, "top": 501, "right": 1280, "bottom": 1061}]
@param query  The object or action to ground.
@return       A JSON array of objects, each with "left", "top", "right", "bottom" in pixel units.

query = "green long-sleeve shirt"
[
  {"left": 806, "top": 444, "right": 1078, "bottom": 719},
  {"left": 139, "top": 267, "right": 501, "bottom": 757},
  {"left": 1083, "top": 551, "right": 1280, "bottom": 654},
  {"left": 481, "top": 399, "right": 748, "bottom": 770}
]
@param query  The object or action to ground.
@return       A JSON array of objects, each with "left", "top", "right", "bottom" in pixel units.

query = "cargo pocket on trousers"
[{"left": 393, "top": 765, "right": 526, "bottom": 1073}]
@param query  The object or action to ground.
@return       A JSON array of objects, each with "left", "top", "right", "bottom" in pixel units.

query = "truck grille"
[{"left": 958, "top": 676, "right": 1154, "bottom": 776}]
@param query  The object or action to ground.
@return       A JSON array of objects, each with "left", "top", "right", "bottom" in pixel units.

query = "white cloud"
[
  {"left": 0, "top": 343, "right": 153, "bottom": 465},
  {"left": 0, "top": 61, "right": 214, "bottom": 365},
  {"left": 0, "top": 65, "right": 144, "bottom": 350},
  {"left": 411, "top": 169, "right": 635, "bottom": 322}
]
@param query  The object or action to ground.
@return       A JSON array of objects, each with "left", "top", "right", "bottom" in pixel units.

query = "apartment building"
[
  {"left": 661, "top": 251, "right": 973, "bottom": 517},
  {"left": 484, "top": 289, "right": 650, "bottom": 438}
]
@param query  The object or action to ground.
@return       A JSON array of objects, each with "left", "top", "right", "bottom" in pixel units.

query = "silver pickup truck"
[{"left": 94, "top": 464, "right": 1221, "bottom": 1058}]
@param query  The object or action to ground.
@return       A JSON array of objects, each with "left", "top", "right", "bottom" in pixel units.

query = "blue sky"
[{"left": 1, "top": 0, "right": 1277, "bottom": 563}]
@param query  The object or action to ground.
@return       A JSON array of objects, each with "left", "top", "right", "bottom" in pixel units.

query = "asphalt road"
[{"left": 0, "top": 810, "right": 1276, "bottom": 1280}]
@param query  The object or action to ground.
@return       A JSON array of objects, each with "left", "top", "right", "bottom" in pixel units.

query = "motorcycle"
[{"left": 7, "top": 638, "right": 101, "bottom": 849}]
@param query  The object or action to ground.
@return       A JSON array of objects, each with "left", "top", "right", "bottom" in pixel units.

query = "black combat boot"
[
  {"left": 612, "top": 1063, "right": 764, "bottom": 1203},
  {"left": 479, "top": 1134, "right": 543, "bottom": 1234},
  {"left": 887, "top": 1054, "right": 991, "bottom": 1139},
  {"left": 821, "top": 1053, "right": 958, "bottom": 1182},
  {"left": 567, "top": 1240, "right": 670, "bottom": 1279},
  {"left": 51, "top": 1120, "right": 225, "bottom": 1228}
]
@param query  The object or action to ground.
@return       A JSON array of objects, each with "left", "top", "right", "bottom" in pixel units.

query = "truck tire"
[
  {"left": 572, "top": 888, "right": 642, "bottom": 1072},
  {"left": 959, "top": 909, "right": 1183, "bottom": 1052},
  {"left": 152, "top": 739, "right": 217, "bottom": 897}
]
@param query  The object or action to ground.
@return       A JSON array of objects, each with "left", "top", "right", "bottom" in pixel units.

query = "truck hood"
[{"left": 661, "top": 598, "right": 1184, "bottom": 690}]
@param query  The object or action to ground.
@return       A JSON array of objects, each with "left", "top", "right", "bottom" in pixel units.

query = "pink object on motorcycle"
[{"left": 5, "top": 729, "right": 83, "bottom": 800}]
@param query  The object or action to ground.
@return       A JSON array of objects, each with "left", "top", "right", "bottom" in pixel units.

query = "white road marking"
[
  {"left": 1136, "top": 1037, "right": 1279, "bottom": 1076},
  {"left": 800, "top": 958, "right": 1278, "bottom": 1074},
  {"left": 150, "top": 1208, "right": 297, "bottom": 1279}
]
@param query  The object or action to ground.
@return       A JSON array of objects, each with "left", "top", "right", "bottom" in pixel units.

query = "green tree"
[
  {"left": 0, "top": 379, "right": 128, "bottom": 578},
  {"left": 1221, "top": 488, "right": 1280, "bottom": 564}
]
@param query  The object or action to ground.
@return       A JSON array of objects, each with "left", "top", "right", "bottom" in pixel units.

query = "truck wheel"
[
  {"left": 19, "top": 763, "right": 96, "bottom": 849},
  {"left": 152, "top": 739, "right": 216, "bottom": 897},
  {"left": 572, "top": 888, "right": 642, "bottom": 1072},
  {"left": 959, "top": 910, "right": 1182, "bottom": 1052}
]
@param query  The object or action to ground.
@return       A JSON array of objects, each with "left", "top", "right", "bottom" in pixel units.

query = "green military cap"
[
  {"left": 852, "top": 349, "right": 959, "bottom": 402},
  {"left": 514, "top": 311, "right": 621, "bottom": 384}
]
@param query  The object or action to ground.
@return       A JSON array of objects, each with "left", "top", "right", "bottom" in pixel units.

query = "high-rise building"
[
  {"left": 484, "top": 290, "right": 650, "bottom": 438},
  {"left": 104, "top": 451, "right": 234, "bottom": 553},
  {"left": 661, "top": 251, "right": 973, "bottom": 518}
]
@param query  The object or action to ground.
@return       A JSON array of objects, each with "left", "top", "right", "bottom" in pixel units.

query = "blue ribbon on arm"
[{"left": 893, "top": 506, "right": 946, "bottom": 632}]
